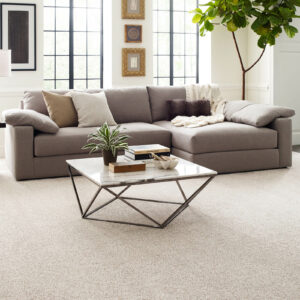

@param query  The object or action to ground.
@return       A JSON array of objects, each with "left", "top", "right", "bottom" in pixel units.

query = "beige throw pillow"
[
  {"left": 68, "top": 91, "right": 117, "bottom": 127},
  {"left": 42, "top": 91, "right": 78, "bottom": 127}
]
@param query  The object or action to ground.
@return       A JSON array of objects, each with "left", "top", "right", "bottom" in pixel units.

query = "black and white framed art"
[{"left": 0, "top": 3, "right": 36, "bottom": 71}]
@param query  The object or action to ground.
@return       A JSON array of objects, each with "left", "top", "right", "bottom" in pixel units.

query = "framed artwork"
[
  {"left": 122, "top": 48, "right": 145, "bottom": 77},
  {"left": 125, "top": 25, "right": 142, "bottom": 43},
  {"left": 0, "top": 3, "right": 36, "bottom": 71},
  {"left": 122, "top": 0, "right": 145, "bottom": 19}
]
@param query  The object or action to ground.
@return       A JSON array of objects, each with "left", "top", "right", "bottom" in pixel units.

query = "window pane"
[
  {"left": 44, "top": 8, "right": 55, "bottom": 30},
  {"left": 56, "top": 8, "right": 69, "bottom": 30},
  {"left": 87, "top": 9, "right": 100, "bottom": 31},
  {"left": 174, "top": 34, "right": 184, "bottom": 55},
  {"left": 88, "top": 56, "right": 100, "bottom": 78},
  {"left": 153, "top": 33, "right": 158, "bottom": 55},
  {"left": 153, "top": 56, "right": 158, "bottom": 77},
  {"left": 74, "top": 32, "right": 87, "bottom": 55},
  {"left": 185, "top": 56, "right": 197, "bottom": 77},
  {"left": 173, "top": 56, "right": 184, "bottom": 77},
  {"left": 44, "top": 32, "right": 55, "bottom": 55},
  {"left": 74, "top": 80, "right": 87, "bottom": 90},
  {"left": 185, "top": 77, "right": 197, "bottom": 84},
  {"left": 185, "top": 34, "right": 197, "bottom": 55},
  {"left": 186, "top": 0, "right": 197, "bottom": 11},
  {"left": 88, "top": 32, "right": 100, "bottom": 55},
  {"left": 59, "top": 0, "right": 70, "bottom": 6},
  {"left": 56, "top": 32, "right": 69, "bottom": 55},
  {"left": 44, "top": 0, "right": 55, "bottom": 6},
  {"left": 158, "top": 56, "right": 170, "bottom": 77},
  {"left": 44, "top": 80, "right": 55, "bottom": 89},
  {"left": 158, "top": 78, "right": 170, "bottom": 86},
  {"left": 87, "top": 80, "right": 101, "bottom": 89},
  {"left": 173, "top": 78, "right": 185, "bottom": 86},
  {"left": 173, "top": 12, "right": 185, "bottom": 32},
  {"left": 88, "top": 0, "right": 101, "bottom": 8},
  {"left": 44, "top": 56, "right": 55, "bottom": 79},
  {"left": 74, "top": 0, "right": 87, "bottom": 7},
  {"left": 185, "top": 13, "right": 196, "bottom": 33},
  {"left": 157, "top": 0, "right": 169, "bottom": 10},
  {"left": 157, "top": 33, "right": 170, "bottom": 55},
  {"left": 56, "top": 56, "right": 69, "bottom": 79},
  {"left": 56, "top": 80, "right": 69, "bottom": 89},
  {"left": 158, "top": 11, "right": 170, "bottom": 32},
  {"left": 173, "top": 0, "right": 185, "bottom": 11},
  {"left": 74, "top": 8, "right": 87, "bottom": 31},
  {"left": 74, "top": 56, "right": 87, "bottom": 79},
  {"left": 153, "top": 11, "right": 158, "bottom": 32}
]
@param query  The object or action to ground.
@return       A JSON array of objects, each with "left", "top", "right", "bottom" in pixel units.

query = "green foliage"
[
  {"left": 191, "top": 0, "right": 300, "bottom": 48},
  {"left": 82, "top": 123, "right": 129, "bottom": 157}
]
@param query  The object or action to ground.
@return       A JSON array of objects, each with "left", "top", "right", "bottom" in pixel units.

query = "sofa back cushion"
[
  {"left": 23, "top": 89, "right": 102, "bottom": 116},
  {"left": 147, "top": 86, "right": 186, "bottom": 122},
  {"left": 104, "top": 87, "right": 152, "bottom": 123}
]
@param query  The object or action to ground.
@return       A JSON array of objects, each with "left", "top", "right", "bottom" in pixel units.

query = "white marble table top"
[{"left": 67, "top": 156, "right": 217, "bottom": 187}]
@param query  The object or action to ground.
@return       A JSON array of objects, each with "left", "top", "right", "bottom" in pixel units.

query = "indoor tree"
[{"left": 192, "top": 0, "right": 300, "bottom": 99}]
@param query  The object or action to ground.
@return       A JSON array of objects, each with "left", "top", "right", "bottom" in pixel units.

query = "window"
[
  {"left": 44, "top": 0, "right": 103, "bottom": 90},
  {"left": 153, "top": 0, "right": 199, "bottom": 86}
]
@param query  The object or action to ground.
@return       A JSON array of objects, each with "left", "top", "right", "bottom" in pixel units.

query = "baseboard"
[
  {"left": 0, "top": 145, "right": 4, "bottom": 158},
  {"left": 292, "top": 131, "right": 300, "bottom": 145}
]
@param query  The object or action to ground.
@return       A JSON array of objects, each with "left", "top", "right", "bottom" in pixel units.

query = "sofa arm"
[
  {"left": 5, "top": 125, "right": 35, "bottom": 180},
  {"left": 268, "top": 118, "right": 292, "bottom": 167}
]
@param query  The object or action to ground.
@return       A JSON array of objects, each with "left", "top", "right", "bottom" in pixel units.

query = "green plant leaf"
[{"left": 204, "top": 20, "right": 214, "bottom": 31}]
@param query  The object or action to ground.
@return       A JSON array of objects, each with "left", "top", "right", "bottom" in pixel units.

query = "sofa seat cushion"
[
  {"left": 154, "top": 121, "right": 277, "bottom": 154},
  {"left": 34, "top": 122, "right": 171, "bottom": 157}
]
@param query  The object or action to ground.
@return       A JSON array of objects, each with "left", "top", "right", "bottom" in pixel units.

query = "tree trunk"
[
  {"left": 242, "top": 71, "right": 246, "bottom": 100},
  {"left": 232, "top": 32, "right": 266, "bottom": 100}
]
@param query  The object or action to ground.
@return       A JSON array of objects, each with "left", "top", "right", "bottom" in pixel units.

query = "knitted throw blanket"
[{"left": 171, "top": 84, "right": 227, "bottom": 128}]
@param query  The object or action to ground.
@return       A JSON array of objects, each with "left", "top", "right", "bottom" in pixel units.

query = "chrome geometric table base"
[{"left": 68, "top": 165, "right": 215, "bottom": 229}]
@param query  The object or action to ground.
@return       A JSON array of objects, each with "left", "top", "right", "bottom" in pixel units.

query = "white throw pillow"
[{"left": 69, "top": 91, "right": 117, "bottom": 127}]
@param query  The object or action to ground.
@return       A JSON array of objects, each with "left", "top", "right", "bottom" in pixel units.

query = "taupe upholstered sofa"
[{"left": 5, "top": 86, "right": 293, "bottom": 180}]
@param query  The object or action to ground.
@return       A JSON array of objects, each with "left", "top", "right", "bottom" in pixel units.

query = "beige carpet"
[{"left": 0, "top": 155, "right": 300, "bottom": 300}]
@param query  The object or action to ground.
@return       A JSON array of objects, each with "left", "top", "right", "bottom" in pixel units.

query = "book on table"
[{"left": 125, "top": 144, "right": 170, "bottom": 160}]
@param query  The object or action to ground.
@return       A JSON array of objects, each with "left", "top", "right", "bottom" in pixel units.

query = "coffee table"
[{"left": 67, "top": 156, "right": 217, "bottom": 229}]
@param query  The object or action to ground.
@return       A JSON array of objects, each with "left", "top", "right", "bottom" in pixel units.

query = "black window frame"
[
  {"left": 153, "top": 0, "right": 200, "bottom": 86},
  {"left": 43, "top": 0, "right": 104, "bottom": 89}
]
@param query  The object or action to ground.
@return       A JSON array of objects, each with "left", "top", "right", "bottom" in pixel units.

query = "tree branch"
[
  {"left": 245, "top": 47, "right": 266, "bottom": 72},
  {"left": 232, "top": 32, "right": 245, "bottom": 72}
]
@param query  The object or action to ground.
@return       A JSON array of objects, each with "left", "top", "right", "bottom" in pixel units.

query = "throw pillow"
[
  {"left": 68, "top": 91, "right": 117, "bottom": 127},
  {"left": 2, "top": 109, "right": 59, "bottom": 133},
  {"left": 42, "top": 91, "right": 78, "bottom": 127},
  {"left": 231, "top": 103, "right": 295, "bottom": 127},
  {"left": 185, "top": 100, "right": 211, "bottom": 117},
  {"left": 166, "top": 99, "right": 186, "bottom": 121}
]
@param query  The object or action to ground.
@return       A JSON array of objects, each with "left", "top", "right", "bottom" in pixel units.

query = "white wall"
[
  {"left": 246, "top": 27, "right": 272, "bottom": 104},
  {"left": 272, "top": 15, "right": 300, "bottom": 145},
  {"left": 0, "top": 0, "right": 44, "bottom": 157},
  {"left": 104, "top": 0, "right": 153, "bottom": 88},
  {"left": 211, "top": 26, "right": 248, "bottom": 100}
]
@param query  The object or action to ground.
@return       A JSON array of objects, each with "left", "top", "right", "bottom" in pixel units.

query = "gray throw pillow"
[
  {"left": 2, "top": 109, "right": 59, "bottom": 133},
  {"left": 226, "top": 101, "right": 295, "bottom": 127}
]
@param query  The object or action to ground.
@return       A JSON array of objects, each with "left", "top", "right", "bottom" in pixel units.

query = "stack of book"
[{"left": 125, "top": 144, "right": 170, "bottom": 161}]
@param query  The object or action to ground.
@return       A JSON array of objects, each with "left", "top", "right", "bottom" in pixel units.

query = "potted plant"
[
  {"left": 191, "top": 0, "right": 300, "bottom": 99},
  {"left": 82, "top": 122, "right": 129, "bottom": 166}
]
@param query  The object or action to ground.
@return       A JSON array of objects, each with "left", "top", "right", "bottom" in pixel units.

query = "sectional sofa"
[{"left": 5, "top": 86, "right": 293, "bottom": 180}]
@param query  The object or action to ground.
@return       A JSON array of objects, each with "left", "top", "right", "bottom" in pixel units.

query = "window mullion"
[
  {"left": 69, "top": 0, "right": 74, "bottom": 89},
  {"left": 170, "top": 0, "right": 174, "bottom": 86}
]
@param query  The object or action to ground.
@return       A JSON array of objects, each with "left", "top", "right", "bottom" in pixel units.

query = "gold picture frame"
[
  {"left": 125, "top": 25, "right": 142, "bottom": 43},
  {"left": 122, "top": 0, "right": 145, "bottom": 19},
  {"left": 122, "top": 48, "right": 145, "bottom": 77}
]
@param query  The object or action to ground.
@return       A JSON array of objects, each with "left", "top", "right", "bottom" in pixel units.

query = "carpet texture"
[{"left": 0, "top": 155, "right": 300, "bottom": 300}]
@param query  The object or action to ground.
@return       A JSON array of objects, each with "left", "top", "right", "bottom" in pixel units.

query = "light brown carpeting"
[{"left": 0, "top": 155, "right": 300, "bottom": 300}]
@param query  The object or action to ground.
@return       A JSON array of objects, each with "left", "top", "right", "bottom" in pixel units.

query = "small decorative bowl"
[{"left": 153, "top": 158, "right": 178, "bottom": 170}]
